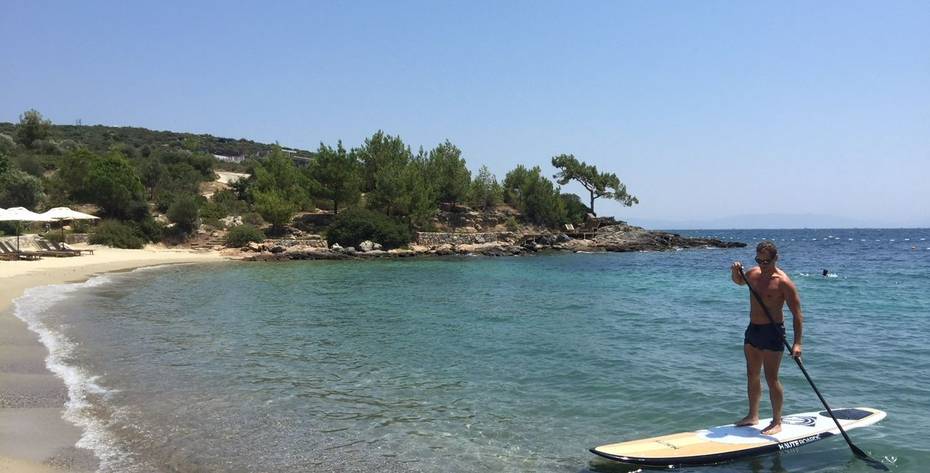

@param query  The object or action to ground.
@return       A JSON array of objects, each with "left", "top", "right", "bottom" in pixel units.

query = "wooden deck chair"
[
  {"left": 0, "top": 241, "right": 41, "bottom": 260},
  {"left": 35, "top": 239, "right": 80, "bottom": 257},
  {"left": 0, "top": 242, "right": 18, "bottom": 260},
  {"left": 55, "top": 240, "right": 92, "bottom": 255}
]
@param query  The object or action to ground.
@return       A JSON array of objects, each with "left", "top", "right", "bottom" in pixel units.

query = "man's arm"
[{"left": 783, "top": 277, "right": 804, "bottom": 358}]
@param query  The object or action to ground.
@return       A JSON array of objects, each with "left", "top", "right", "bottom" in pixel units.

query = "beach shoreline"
[{"left": 0, "top": 246, "right": 230, "bottom": 473}]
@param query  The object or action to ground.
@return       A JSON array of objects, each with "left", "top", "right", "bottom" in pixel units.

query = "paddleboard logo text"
[{"left": 778, "top": 434, "right": 821, "bottom": 450}]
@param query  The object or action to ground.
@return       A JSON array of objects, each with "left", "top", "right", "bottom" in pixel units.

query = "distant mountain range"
[{"left": 626, "top": 213, "right": 928, "bottom": 230}]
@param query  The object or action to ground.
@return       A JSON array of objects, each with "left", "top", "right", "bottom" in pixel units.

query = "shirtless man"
[{"left": 730, "top": 241, "right": 803, "bottom": 435}]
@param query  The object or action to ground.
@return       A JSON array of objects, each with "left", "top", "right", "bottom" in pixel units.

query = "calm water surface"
[{"left": 15, "top": 229, "right": 930, "bottom": 472}]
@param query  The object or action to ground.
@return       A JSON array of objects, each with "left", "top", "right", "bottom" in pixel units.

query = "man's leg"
[
  {"left": 761, "top": 349, "right": 784, "bottom": 435},
  {"left": 736, "top": 344, "right": 763, "bottom": 426}
]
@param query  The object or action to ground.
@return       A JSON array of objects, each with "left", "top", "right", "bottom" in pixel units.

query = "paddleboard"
[{"left": 591, "top": 407, "right": 885, "bottom": 466}]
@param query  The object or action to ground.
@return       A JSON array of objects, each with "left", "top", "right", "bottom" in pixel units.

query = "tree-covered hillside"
[
  {"left": 0, "top": 109, "right": 639, "bottom": 249},
  {"left": 0, "top": 120, "right": 314, "bottom": 161}
]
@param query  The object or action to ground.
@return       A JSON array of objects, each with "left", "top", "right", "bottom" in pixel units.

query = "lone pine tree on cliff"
[{"left": 551, "top": 154, "right": 638, "bottom": 216}]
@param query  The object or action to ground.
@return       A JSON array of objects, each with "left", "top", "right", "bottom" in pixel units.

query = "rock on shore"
[
  {"left": 579, "top": 223, "right": 744, "bottom": 252},
  {"left": 242, "top": 223, "right": 743, "bottom": 261}
]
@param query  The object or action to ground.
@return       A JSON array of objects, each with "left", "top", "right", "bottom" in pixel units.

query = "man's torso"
[{"left": 747, "top": 267, "right": 786, "bottom": 324}]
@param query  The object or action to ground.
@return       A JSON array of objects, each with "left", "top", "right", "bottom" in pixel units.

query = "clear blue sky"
[{"left": 2, "top": 1, "right": 928, "bottom": 228}]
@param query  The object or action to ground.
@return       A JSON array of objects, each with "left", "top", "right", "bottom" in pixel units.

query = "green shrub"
[
  {"left": 33, "top": 139, "right": 62, "bottom": 155},
  {"left": 468, "top": 165, "right": 503, "bottom": 210},
  {"left": 242, "top": 212, "right": 264, "bottom": 226},
  {"left": 312, "top": 197, "right": 334, "bottom": 212},
  {"left": 326, "top": 207, "right": 412, "bottom": 249},
  {"left": 225, "top": 224, "right": 265, "bottom": 247},
  {"left": 82, "top": 151, "right": 148, "bottom": 220},
  {"left": 12, "top": 154, "right": 44, "bottom": 177},
  {"left": 201, "top": 189, "right": 249, "bottom": 220},
  {"left": 154, "top": 189, "right": 176, "bottom": 213},
  {"left": 135, "top": 217, "right": 165, "bottom": 242},
  {"left": 160, "top": 224, "right": 190, "bottom": 245},
  {"left": 0, "top": 222, "right": 16, "bottom": 236},
  {"left": 202, "top": 217, "right": 223, "bottom": 229},
  {"left": 167, "top": 194, "right": 200, "bottom": 233},
  {"left": 253, "top": 190, "right": 295, "bottom": 231},
  {"left": 0, "top": 133, "right": 16, "bottom": 155},
  {"left": 89, "top": 220, "right": 146, "bottom": 249},
  {"left": 71, "top": 220, "right": 92, "bottom": 234},
  {"left": 505, "top": 216, "right": 520, "bottom": 232},
  {"left": 16, "top": 109, "right": 51, "bottom": 148},
  {"left": 560, "top": 193, "right": 590, "bottom": 225},
  {"left": 503, "top": 165, "right": 566, "bottom": 227},
  {"left": 0, "top": 169, "right": 44, "bottom": 208}
]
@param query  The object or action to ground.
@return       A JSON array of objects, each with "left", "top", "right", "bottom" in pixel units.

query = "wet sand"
[{"left": 0, "top": 245, "right": 229, "bottom": 472}]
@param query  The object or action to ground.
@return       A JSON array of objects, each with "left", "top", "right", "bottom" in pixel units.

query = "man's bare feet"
[
  {"left": 735, "top": 416, "right": 758, "bottom": 427},
  {"left": 761, "top": 421, "right": 782, "bottom": 435}
]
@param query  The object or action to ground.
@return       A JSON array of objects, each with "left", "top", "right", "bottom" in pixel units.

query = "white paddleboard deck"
[{"left": 591, "top": 407, "right": 885, "bottom": 466}]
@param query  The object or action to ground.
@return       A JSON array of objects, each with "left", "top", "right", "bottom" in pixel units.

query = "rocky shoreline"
[{"left": 243, "top": 223, "right": 744, "bottom": 261}]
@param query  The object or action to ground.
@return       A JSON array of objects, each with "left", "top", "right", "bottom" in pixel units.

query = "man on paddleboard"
[{"left": 730, "top": 241, "right": 804, "bottom": 435}]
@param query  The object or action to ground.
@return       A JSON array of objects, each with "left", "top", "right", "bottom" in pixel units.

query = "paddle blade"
[{"left": 852, "top": 444, "right": 889, "bottom": 471}]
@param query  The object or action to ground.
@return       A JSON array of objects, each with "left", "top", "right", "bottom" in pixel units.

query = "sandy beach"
[{"left": 0, "top": 245, "right": 229, "bottom": 473}]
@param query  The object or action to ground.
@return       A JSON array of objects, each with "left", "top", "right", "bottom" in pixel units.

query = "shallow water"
[{"left": 15, "top": 229, "right": 930, "bottom": 472}]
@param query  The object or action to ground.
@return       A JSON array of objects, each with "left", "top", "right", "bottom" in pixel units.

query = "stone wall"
[
  {"left": 264, "top": 236, "right": 328, "bottom": 249},
  {"left": 65, "top": 233, "right": 90, "bottom": 244},
  {"left": 415, "top": 232, "right": 515, "bottom": 246}
]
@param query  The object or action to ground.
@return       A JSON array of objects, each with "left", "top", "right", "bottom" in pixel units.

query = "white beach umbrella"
[
  {"left": 40, "top": 207, "right": 100, "bottom": 221},
  {"left": 0, "top": 207, "right": 54, "bottom": 221},
  {"left": 39, "top": 207, "right": 101, "bottom": 242},
  {"left": 0, "top": 207, "right": 54, "bottom": 252}
]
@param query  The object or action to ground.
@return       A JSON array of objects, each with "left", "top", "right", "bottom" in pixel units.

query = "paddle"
[{"left": 737, "top": 267, "right": 887, "bottom": 470}]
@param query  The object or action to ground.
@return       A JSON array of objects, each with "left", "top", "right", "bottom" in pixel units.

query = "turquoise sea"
[{"left": 14, "top": 229, "right": 930, "bottom": 473}]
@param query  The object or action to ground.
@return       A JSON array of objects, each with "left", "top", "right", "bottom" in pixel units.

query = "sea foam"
[{"left": 12, "top": 272, "right": 147, "bottom": 473}]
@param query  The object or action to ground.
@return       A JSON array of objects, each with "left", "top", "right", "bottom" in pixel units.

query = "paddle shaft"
[{"left": 737, "top": 267, "right": 887, "bottom": 470}]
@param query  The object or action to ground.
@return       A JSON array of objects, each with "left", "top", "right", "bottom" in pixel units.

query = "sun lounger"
[
  {"left": 35, "top": 239, "right": 81, "bottom": 257},
  {"left": 0, "top": 242, "right": 18, "bottom": 259},
  {"left": 0, "top": 241, "right": 41, "bottom": 261},
  {"left": 55, "top": 240, "right": 93, "bottom": 255},
  {"left": 0, "top": 244, "right": 17, "bottom": 260},
  {"left": 38, "top": 239, "right": 94, "bottom": 255},
  {"left": 9, "top": 241, "right": 43, "bottom": 260}
]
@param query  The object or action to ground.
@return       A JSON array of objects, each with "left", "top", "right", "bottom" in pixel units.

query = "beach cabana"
[
  {"left": 0, "top": 207, "right": 54, "bottom": 252},
  {"left": 40, "top": 207, "right": 100, "bottom": 241}
]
